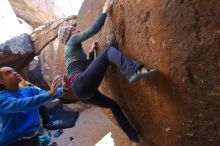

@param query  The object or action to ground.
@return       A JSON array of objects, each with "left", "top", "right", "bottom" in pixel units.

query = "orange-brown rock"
[
  {"left": 3, "top": 0, "right": 219, "bottom": 145},
  {"left": 34, "top": 16, "right": 77, "bottom": 84},
  {"left": 9, "top": 0, "right": 55, "bottom": 28},
  {"left": 30, "top": 16, "right": 77, "bottom": 55},
  {"left": 77, "top": 0, "right": 220, "bottom": 145},
  {"left": 0, "top": 15, "right": 76, "bottom": 87}
]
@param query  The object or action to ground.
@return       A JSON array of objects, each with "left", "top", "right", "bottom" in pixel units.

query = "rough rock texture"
[
  {"left": 0, "top": 14, "right": 76, "bottom": 87},
  {"left": 3, "top": 0, "right": 219, "bottom": 145},
  {"left": 28, "top": 0, "right": 58, "bottom": 18},
  {"left": 27, "top": 57, "right": 50, "bottom": 90},
  {"left": 39, "top": 41, "right": 66, "bottom": 84},
  {"left": 0, "top": 33, "right": 34, "bottom": 72},
  {"left": 30, "top": 16, "right": 77, "bottom": 55},
  {"left": 8, "top": 0, "right": 78, "bottom": 85},
  {"left": 77, "top": 0, "right": 220, "bottom": 145},
  {"left": 29, "top": 15, "right": 77, "bottom": 82},
  {"left": 8, "top": 0, "right": 55, "bottom": 28},
  {"left": 34, "top": 17, "right": 77, "bottom": 84},
  {"left": 9, "top": 0, "right": 80, "bottom": 28},
  {"left": 28, "top": 0, "right": 81, "bottom": 18}
]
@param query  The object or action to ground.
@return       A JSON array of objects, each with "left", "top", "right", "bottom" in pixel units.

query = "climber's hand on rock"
[
  {"left": 48, "top": 75, "right": 62, "bottom": 96},
  {"left": 103, "top": 0, "right": 112, "bottom": 14},
  {"left": 62, "top": 74, "right": 69, "bottom": 91},
  {"left": 89, "top": 41, "right": 99, "bottom": 53}
]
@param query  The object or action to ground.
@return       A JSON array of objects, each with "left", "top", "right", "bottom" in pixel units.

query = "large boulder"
[
  {"left": 8, "top": 0, "right": 78, "bottom": 85},
  {"left": 35, "top": 17, "right": 77, "bottom": 84},
  {"left": 0, "top": 33, "right": 34, "bottom": 72},
  {"left": 77, "top": 0, "right": 220, "bottom": 145},
  {"left": 0, "top": 14, "right": 76, "bottom": 88},
  {"left": 8, "top": 0, "right": 55, "bottom": 28}
]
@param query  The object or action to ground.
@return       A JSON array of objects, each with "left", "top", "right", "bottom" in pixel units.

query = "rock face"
[
  {"left": 2, "top": 0, "right": 219, "bottom": 145},
  {"left": 0, "top": 33, "right": 34, "bottom": 72},
  {"left": 8, "top": 0, "right": 55, "bottom": 28},
  {"left": 30, "top": 16, "right": 77, "bottom": 55},
  {"left": 0, "top": 14, "right": 76, "bottom": 87},
  {"left": 9, "top": 0, "right": 82, "bottom": 28},
  {"left": 28, "top": 0, "right": 82, "bottom": 18},
  {"left": 8, "top": 0, "right": 78, "bottom": 84},
  {"left": 27, "top": 57, "right": 50, "bottom": 90},
  {"left": 33, "top": 17, "right": 77, "bottom": 84},
  {"left": 77, "top": 0, "right": 220, "bottom": 145}
]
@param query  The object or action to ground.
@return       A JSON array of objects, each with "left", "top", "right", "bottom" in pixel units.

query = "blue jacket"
[{"left": 0, "top": 86, "right": 64, "bottom": 145}]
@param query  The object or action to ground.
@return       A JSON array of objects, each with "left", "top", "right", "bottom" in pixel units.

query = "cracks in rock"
[
  {"left": 193, "top": 7, "right": 202, "bottom": 44},
  {"left": 165, "top": 0, "right": 175, "bottom": 8},
  {"left": 117, "top": 4, "right": 126, "bottom": 46},
  {"left": 179, "top": 0, "right": 186, "bottom": 5}
]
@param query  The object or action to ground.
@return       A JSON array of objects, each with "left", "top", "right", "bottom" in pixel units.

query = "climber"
[
  {"left": 58, "top": 0, "right": 159, "bottom": 143},
  {"left": 0, "top": 66, "right": 68, "bottom": 146}
]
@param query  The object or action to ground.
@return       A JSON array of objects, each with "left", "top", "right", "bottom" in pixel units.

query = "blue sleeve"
[
  {"left": 0, "top": 87, "right": 64, "bottom": 113},
  {"left": 66, "top": 13, "right": 107, "bottom": 45}
]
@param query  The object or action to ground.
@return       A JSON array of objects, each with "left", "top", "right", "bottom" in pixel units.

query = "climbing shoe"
[
  {"left": 130, "top": 134, "right": 140, "bottom": 143},
  {"left": 127, "top": 130, "right": 140, "bottom": 143},
  {"left": 129, "top": 67, "right": 159, "bottom": 84}
]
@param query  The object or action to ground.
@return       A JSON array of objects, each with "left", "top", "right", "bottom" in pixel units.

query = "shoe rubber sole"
[{"left": 129, "top": 70, "right": 159, "bottom": 84}]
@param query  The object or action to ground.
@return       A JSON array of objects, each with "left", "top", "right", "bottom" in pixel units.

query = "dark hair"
[
  {"left": 0, "top": 76, "right": 5, "bottom": 90},
  {"left": 0, "top": 67, "right": 6, "bottom": 90},
  {"left": 0, "top": 84, "right": 5, "bottom": 90}
]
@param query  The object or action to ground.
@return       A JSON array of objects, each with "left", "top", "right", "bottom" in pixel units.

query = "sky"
[
  {"left": 0, "top": 0, "right": 84, "bottom": 44},
  {"left": 0, "top": 0, "right": 32, "bottom": 43}
]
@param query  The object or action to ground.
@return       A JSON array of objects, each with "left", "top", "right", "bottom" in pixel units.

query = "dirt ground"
[{"left": 48, "top": 103, "right": 138, "bottom": 146}]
